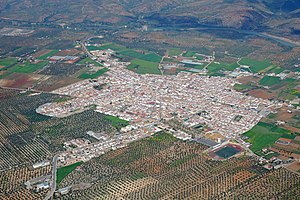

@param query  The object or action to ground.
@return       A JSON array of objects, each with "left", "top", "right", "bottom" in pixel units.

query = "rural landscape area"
[{"left": 0, "top": 0, "right": 300, "bottom": 199}]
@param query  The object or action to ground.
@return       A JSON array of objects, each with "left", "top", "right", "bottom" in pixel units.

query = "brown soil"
[{"left": 248, "top": 89, "right": 275, "bottom": 99}]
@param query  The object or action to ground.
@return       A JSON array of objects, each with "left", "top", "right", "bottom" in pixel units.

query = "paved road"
[{"left": 44, "top": 155, "right": 59, "bottom": 200}]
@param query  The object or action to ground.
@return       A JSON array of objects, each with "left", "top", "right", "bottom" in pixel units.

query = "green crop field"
[
  {"left": 207, "top": 62, "right": 239, "bottom": 73},
  {"left": 233, "top": 83, "right": 252, "bottom": 91},
  {"left": 0, "top": 57, "right": 17, "bottom": 67},
  {"left": 79, "top": 57, "right": 103, "bottom": 66},
  {"left": 168, "top": 48, "right": 182, "bottom": 57},
  {"left": 10, "top": 61, "right": 49, "bottom": 73},
  {"left": 141, "top": 53, "right": 162, "bottom": 63},
  {"left": 244, "top": 122, "right": 295, "bottom": 153},
  {"left": 239, "top": 58, "right": 272, "bottom": 73},
  {"left": 182, "top": 51, "right": 196, "bottom": 57},
  {"left": 104, "top": 115, "right": 129, "bottom": 129},
  {"left": 57, "top": 162, "right": 83, "bottom": 184},
  {"left": 78, "top": 68, "right": 109, "bottom": 79},
  {"left": 128, "top": 59, "right": 161, "bottom": 75},
  {"left": 118, "top": 49, "right": 145, "bottom": 59},
  {"left": 38, "top": 50, "right": 59, "bottom": 60},
  {"left": 259, "top": 76, "right": 281, "bottom": 86}
]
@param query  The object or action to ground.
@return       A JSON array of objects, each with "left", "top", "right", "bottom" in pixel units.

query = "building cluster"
[
  {"left": 57, "top": 130, "right": 155, "bottom": 167},
  {"left": 37, "top": 49, "right": 279, "bottom": 138}
]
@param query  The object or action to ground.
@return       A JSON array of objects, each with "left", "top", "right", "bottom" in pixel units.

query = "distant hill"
[{"left": 0, "top": 0, "right": 299, "bottom": 37}]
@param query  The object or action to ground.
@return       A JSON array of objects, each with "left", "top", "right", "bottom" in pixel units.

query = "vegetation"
[
  {"left": 239, "top": 58, "right": 272, "bottom": 73},
  {"left": 10, "top": 61, "right": 49, "bottom": 73},
  {"left": 78, "top": 68, "right": 109, "bottom": 79},
  {"left": 244, "top": 122, "right": 295, "bottom": 153},
  {"left": 128, "top": 59, "right": 161, "bottom": 75},
  {"left": 0, "top": 57, "right": 17, "bottom": 67},
  {"left": 104, "top": 115, "right": 129, "bottom": 129},
  {"left": 182, "top": 51, "right": 196, "bottom": 57},
  {"left": 168, "top": 48, "right": 182, "bottom": 57},
  {"left": 38, "top": 50, "right": 59, "bottom": 60},
  {"left": 233, "top": 83, "right": 252, "bottom": 91},
  {"left": 207, "top": 62, "right": 239, "bottom": 73},
  {"left": 259, "top": 76, "right": 281, "bottom": 86},
  {"left": 79, "top": 57, "right": 103, "bottom": 66},
  {"left": 56, "top": 162, "right": 83, "bottom": 184}
]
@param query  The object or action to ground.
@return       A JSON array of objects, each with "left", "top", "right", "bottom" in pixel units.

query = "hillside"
[{"left": 0, "top": 0, "right": 299, "bottom": 37}]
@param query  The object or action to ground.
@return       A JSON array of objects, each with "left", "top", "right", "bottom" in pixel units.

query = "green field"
[
  {"left": 168, "top": 48, "right": 182, "bottom": 57},
  {"left": 56, "top": 162, "right": 83, "bottom": 184},
  {"left": 128, "top": 59, "right": 161, "bottom": 75},
  {"left": 244, "top": 122, "right": 295, "bottom": 153},
  {"left": 38, "top": 50, "right": 59, "bottom": 60},
  {"left": 104, "top": 115, "right": 129, "bottom": 129},
  {"left": 259, "top": 76, "right": 281, "bottom": 86},
  {"left": 182, "top": 51, "right": 196, "bottom": 57},
  {"left": 141, "top": 53, "right": 162, "bottom": 63},
  {"left": 78, "top": 68, "right": 109, "bottom": 79},
  {"left": 10, "top": 61, "right": 49, "bottom": 73},
  {"left": 233, "top": 83, "right": 252, "bottom": 91},
  {"left": 239, "top": 58, "right": 272, "bottom": 73},
  {"left": 79, "top": 57, "right": 103, "bottom": 66},
  {"left": 148, "top": 132, "right": 177, "bottom": 143},
  {"left": 0, "top": 57, "right": 17, "bottom": 67},
  {"left": 207, "top": 62, "right": 239, "bottom": 73}
]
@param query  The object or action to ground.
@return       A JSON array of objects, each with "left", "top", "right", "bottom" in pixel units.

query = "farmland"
[
  {"left": 78, "top": 57, "right": 103, "bottom": 67},
  {"left": 259, "top": 76, "right": 282, "bottom": 86},
  {"left": 104, "top": 115, "right": 129, "bottom": 129},
  {"left": 10, "top": 61, "right": 49, "bottom": 73},
  {"left": 207, "top": 62, "right": 239, "bottom": 73},
  {"left": 239, "top": 58, "right": 273, "bottom": 73},
  {"left": 55, "top": 132, "right": 300, "bottom": 199},
  {"left": 78, "top": 68, "right": 109, "bottom": 79},
  {"left": 57, "top": 162, "right": 83, "bottom": 185},
  {"left": 244, "top": 122, "right": 295, "bottom": 153},
  {"left": 128, "top": 59, "right": 161, "bottom": 75},
  {"left": 0, "top": 57, "right": 17, "bottom": 67},
  {"left": 168, "top": 48, "right": 182, "bottom": 56},
  {"left": 37, "top": 50, "right": 59, "bottom": 60}
]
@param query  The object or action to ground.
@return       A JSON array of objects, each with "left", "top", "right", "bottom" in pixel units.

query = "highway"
[{"left": 44, "top": 155, "right": 59, "bottom": 200}]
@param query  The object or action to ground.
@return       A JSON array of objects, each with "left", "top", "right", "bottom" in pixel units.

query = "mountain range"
[{"left": 0, "top": 0, "right": 299, "bottom": 37}]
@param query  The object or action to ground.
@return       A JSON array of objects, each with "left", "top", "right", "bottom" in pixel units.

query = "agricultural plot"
[
  {"left": 140, "top": 53, "right": 162, "bottom": 63},
  {"left": 182, "top": 51, "right": 196, "bottom": 57},
  {"left": 259, "top": 76, "right": 282, "bottom": 86},
  {"left": 239, "top": 58, "right": 273, "bottom": 73},
  {"left": 0, "top": 57, "right": 17, "bottom": 68},
  {"left": 37, "top": 50, "right": 59, "bottom": 60},
  {"left": 56, "top": 132, "right": 300, "bottom": 199},
  {"left": 10, "top": 61, "right": 49, "bottom": 73},
  {"left": 57, "top": 162, "right": 83, "bottom": 184},
  {"left": 168, "top": 48, "right": 182, "bottom": 57},
  {"left": 78, "top": 57, "right": 103, "bottom": 67},
  {"left": 233, "top": 83, "right": 253, "bottom": 91},
  {"left": 0, "top": 90, "right": 118, "bottom": 171},
  {"left": 244, "top": 122, "right": 295, "bottom": 153},
  {"left": 104, "top": 115, "right": 129, "bottom": 130},
  {"left": 128, "top": 59, "right": 161, "bottom": 75},
  {"left": 78, "top": 68, "right": 109, "bottom": 79},
  {"left": 207, "top": 62, "right": 239, "bottom": 74},
  {"left": 38, "top": 63, "right": 84, "bottom": 76}
]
